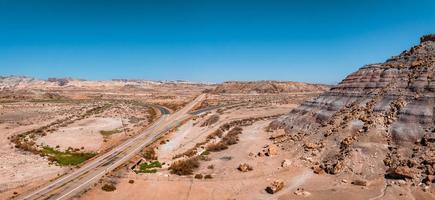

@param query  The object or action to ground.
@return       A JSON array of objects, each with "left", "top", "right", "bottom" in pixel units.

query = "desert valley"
[{"left": 0, "top": 35, "right": 433, "bottom": 200}]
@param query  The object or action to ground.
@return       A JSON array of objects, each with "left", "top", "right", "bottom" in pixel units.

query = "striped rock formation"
[{"left": 270, "top": 35, "right": 434, "bottom": 185}]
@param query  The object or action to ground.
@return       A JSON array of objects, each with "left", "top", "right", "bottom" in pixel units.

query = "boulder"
[
  {"left": 386, "top": 166, "right": 415, "bottom": 179},
  {"left": 266, "top": 144, "right": 279, "bottom": 156},
  {"left": 281, "top": 159, "right": 292, "bottom": 168},
  {"left": 265, "top": 180, "right": 284, "bottom": 194},
  {"left": 237, "top": 163, "right": 253, "bottom": 172}
]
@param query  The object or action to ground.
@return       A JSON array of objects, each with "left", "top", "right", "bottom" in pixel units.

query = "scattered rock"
[
  {"left": 422, "top": 175, "right": 434, "bottom": 184},
  {"left": 304, "top": 142, "right": 323, "bottom": 150},
  {"left": 397, "top": 180, "right": 407, "bottom": 186},
  {"left": 300, "top": 156, "right": 313, "bottom": 162},
  {"left": 386, "top": 166, "right": 415, "bottom": 179},
  {"left": 265, "top": 180, "right": 284, "bottom": 194},
  {"left": 237, "top": 163, "right": 253, "bottom": 172},
  {"left": 281, "top": 159, "right": 292, "bottom": 168},
  {"left": 351, "top": 179, "right": 368, "bottom": 186},
  {"left": 294, "top": 188, "right": 311, "bottom": 196},
  {"left": 312, "top": 165, "right": 324, "bottom": 174},
  {"left": 269, "top": 129, "right": 286, "bottom": 139},
  {"left": 266, "top": 144, "right": 279, "bottom": 156}
]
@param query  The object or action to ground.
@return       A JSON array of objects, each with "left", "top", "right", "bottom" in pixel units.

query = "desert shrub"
[
  {"left": 221, "top": 123, "right": 231, "bottom": 131},
  {"left": 204, "top": 174, "right": 213, "bottom": 179},
  {"left": 194, "top": 141, "right": 208, "bottom": 148},
  {"left": 221, "top": 126, "right": 243, "bottom": 145},
  {"left": 206, "top": 142, "right": 228, "bottom": 152},
  {"left": 100, "top": 129, "right": 120, "bottom": 137},
  {"left": 222, "top": 135, "right": 238, "bottom": 145},
  {"left": 198, "top": 155, "right": 211, "bottom": 161},
  {"left": 207, "top": 164, "right": 214, "bottom": 169},
  {"left": 200, "top": 150, "right": 210, "bottom": 156},
  {"left": 169, "top": 157, "right": 200, "bottom": 175},
  {"left": 194, "top": 174, "right": 203, "bottom": 179},
  {"left": 206, "top": 129, "right": 223, "bottom": 140},
  {"left": 135, "top": 161, "right": 162, "bottom": 174},
  {"left": 173, "top": 148, "right": 197, "bottom": 159},
  {"left": 147, "top": 108, "right": 157, "bottom": 123},
  {"left": 201, "top": 114, "right": 220, "bottom": 127},
  {"left": 128, "top": 180, "right": 134, "bottom": 184},
  {"left": 101, "top": 184, "right": 116, "bottom": 192},
  {"left": 220, "top": 156, "right": 232, "bottom": 160},
  {"left": 143, "top": 148, "right": 157, "bottom": 160}
]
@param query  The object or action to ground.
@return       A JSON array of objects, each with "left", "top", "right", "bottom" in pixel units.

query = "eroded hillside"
[{"left": 269, "top": 35, "right": 434, "bottom": 198}]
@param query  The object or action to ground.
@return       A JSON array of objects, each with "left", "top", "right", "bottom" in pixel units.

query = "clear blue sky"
[{"left": 1, "top": 0, "right": 434, "bottom": 84}]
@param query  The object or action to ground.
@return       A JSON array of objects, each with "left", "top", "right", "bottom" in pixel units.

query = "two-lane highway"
[{"left": 17, "top": 94, "right": 206, "bottom": 200}]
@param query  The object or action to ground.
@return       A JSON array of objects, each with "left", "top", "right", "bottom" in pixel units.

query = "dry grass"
[
  {"left": 101, "top": 184, "right": 116, "bottom": 192},
  {"left": 205, "top": 126, "right": 243, "bottom": 152},
  {"left": 143, "top": 148, "right": 157, "bottom": 160},
  {"left": 204, "top": 174, "right": 213, "bottom": 179},
  {"left": 169, "top": 157, "right": 200, "bottom": 175},
  {"left": 172, "top": 148, "right": 197, "bottom": 159},
  {"left": 206, "top": 142, "right": 228, "bottom": 152},
  {"left": 206, "top": 129, "right": 223, "bottom": 140},
  {"left": 194, "top": 174, "right": 203, "bottom": 179},
  {"left": 201, "top": 114, "right": 220, "bottom": 127}
]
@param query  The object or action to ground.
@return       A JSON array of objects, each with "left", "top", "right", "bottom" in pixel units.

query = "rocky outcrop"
[
  {"left": 274, "top": 37, "right": 434, "bottom": 143},
  {"left": 270, "top": 35, "right": 434, "bottom": 185},
  {"left": 237, "top": 163, "right": 253, "bottom": 172},
  {"left": 421, "top": 34, "right": 435, "bottom": 43},
  {"left": 211, "top": 81, "right": 330, "bottom": 94},
  {"left": 265, "top": 180, "right": 284, "bottom": 194}
]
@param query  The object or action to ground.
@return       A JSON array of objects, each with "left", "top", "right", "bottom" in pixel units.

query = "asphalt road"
[{"left": 17, "top": 94, "right": 206, "bottom": 200}]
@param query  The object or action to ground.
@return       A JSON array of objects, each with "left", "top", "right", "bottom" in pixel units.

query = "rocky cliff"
[{"left": 270, "top": 35, "right": 434, "bottom": 187}]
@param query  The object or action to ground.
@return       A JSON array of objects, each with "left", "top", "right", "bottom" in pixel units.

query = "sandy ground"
[
  {"left": 0, "top": 123, "right": 64, "bottom": 195},
  {"left": 80, "top": 113, "right": 435, "bottom": 200},
  {"left": 157, "top": 104, "right": 297, "bottom": 164},
  {"left": 81, "top": 120, "right": 314, "bottom": 199},
  {"left": 37, "top": 117, "right": 123, "bottom": 152}
]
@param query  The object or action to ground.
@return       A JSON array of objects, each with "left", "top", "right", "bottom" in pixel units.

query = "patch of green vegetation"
[
  {"left": 135, "top": 161, "right": 162, "bottom": 174},
  {"left": 200, "top": 150, "right": 210, "bottom": 156},
  {"left": 99, "top": 129, "right": 120, "bottom": 137},
  {"left": 41, "top": 146, "right": 96, "bottom": 166}
]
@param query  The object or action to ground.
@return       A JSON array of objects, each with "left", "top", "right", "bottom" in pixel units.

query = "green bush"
[
  {"left": 41, "top": 146, "right": 95, "bottom": 166},
  {"left": 135, "top": 161, "right": 162, "bottom": 174}
]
